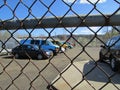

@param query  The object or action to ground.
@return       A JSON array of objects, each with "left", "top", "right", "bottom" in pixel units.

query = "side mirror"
[{"left": 100, "top": 45, "right": 105, "bottom": 48}]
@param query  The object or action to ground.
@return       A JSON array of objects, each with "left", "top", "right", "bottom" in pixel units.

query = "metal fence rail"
[
  {"left": 0, "top": 14, "right": 120, "bottom": 30},
  {"left": 0, "top": 0, "right": 120, "bottom": 90}
]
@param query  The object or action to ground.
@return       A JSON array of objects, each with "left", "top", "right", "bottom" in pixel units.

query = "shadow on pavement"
[
  {"left": 0, "top": 54, "right": 48, "bottom": 60},
  {"left": 83, "top": 61, "right": 120, "bottom": 84},
  {"left": 48, "top": 60, "right": 120, "bottom": 90}
]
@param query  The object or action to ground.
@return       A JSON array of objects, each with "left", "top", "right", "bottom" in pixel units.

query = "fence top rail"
[{"left": 0, "top": 14, "right": 120, "bottom": 30}]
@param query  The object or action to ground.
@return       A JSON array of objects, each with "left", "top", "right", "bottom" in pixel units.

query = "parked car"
[
  {"left": 61, "top": 41, "right": 74, "bottom": 49},
  {"left": 20, "top": 39, "right": 59, "bottom": 55},
  {"left": 12, "top": 44, "right": 53, "bottom": 60},
  {"left": 99, "top": 35, "right": 120, "bottom": 71},
  {"left": 51, "top": 40, "right": 67, "bottom": 51}
]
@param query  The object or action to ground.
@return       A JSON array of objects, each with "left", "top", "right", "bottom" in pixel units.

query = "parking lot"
[{"left": 0, "top": 46, "right": 120, "bottom": 90}]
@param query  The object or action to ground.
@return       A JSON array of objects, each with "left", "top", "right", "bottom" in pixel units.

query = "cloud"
[
  {"left": 80, "top": 0, "right": 106, "bottom": 4},
  {"left": 63, "top": 0, "right": 76, "bottom": 3},
  {"left": 63, "top": 0, "right": 106, "bottom": 4},
  {"left": 73, "top": 27, "right": 105, "bottom": 35}
]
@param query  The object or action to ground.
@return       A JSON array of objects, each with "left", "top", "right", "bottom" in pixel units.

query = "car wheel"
[
  {"left": 15, "top": 53, "right": 19, "bottom": 59},
  {"left": 49, "top": 51, "right": 54, "bottom": 58},
  {"left": 110, "top": 58, "right": 118, "bottom": 72},
  {"left": 37, "top": 54, "right": 43, "bottom": 60}
]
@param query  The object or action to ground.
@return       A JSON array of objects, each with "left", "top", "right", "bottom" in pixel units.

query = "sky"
[{"left": 0, "top": 0, "right": 119, "bottom": 36}]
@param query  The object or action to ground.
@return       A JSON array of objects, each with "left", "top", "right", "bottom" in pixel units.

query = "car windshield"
[
  {"left": 56, "top": 41, "right": 62, "bottom": 45},
  {"left": 106, "top": 39, "right": 115, "bottom": 46},
  {"left": 106, "top": 38, "right": 120, "bottom": 49},
  {"left": 61, "top": 41, "right": 65, "bottom": 44},
  {"left": 113, "top": 40, "right": 120, "bottom": 48}
]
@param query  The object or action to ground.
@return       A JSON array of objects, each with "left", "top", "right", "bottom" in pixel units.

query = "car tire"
[
  {"left": 49, "top": 51, "right": 54, "bottom": 59},
  {"left": 110, "top": 57, "right": 118, "bottom": 72},
  {"left": 37, "top": 54, "right": 43, "bottom": 60},
  {"left": 15, "top": 53, "right": 19, "bottom": 59}
]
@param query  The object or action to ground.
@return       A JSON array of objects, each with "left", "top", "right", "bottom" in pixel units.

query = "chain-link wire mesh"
[{"left": 0, "top": 0, "right": 120, "bottom": 90}]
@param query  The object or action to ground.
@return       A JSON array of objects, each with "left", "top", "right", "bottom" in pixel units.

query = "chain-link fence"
[{"left": 0, "top": 0, "right": 120, "bottom": 90}]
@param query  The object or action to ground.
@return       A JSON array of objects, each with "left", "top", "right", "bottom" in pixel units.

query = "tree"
[
  {"left": 104, "top": 26, "right": 120, "bottom": 40},
  {"left": 0, "top": 30, "right": 10, "bottom": 41}
]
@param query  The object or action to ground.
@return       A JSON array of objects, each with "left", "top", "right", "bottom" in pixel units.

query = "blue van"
[{"left": 20, "top": 39, "right": 59, "bottom": 55}]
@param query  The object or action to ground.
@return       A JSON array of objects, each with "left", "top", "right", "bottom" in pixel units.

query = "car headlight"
[{"left": 46, "top": 51, "right": 50, "bottom": 55}]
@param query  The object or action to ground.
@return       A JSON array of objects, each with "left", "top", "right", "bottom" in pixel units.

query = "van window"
[
  {"left": 46, "top": 41, "right": 49, "bottom": 45},
  {"left": 20, "top": 40, "right": 31, "bottom": 44},
  {"left": 34, "top": 40, "right": 39, "bottom": 45},
  {"left": 31, "top": 40, "right": 39, "bottom": 45},
  {"left": 31, "top": 40, "right": 34, "bottom": 44},
  {"left": 41, "top": 40, "right": 46, "bottom": 45}
]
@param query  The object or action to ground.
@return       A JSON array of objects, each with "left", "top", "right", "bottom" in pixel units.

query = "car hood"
[{"left": 53, "top": 45, "right": 59, "bottom": 48}]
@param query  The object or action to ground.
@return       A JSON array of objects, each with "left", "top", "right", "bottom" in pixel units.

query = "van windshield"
[
  {"left": 46, "top": 41, "right": 54, "bottom": 46},
  {"left": 31, "top": 40, "right": 39, "bottom": 45}
]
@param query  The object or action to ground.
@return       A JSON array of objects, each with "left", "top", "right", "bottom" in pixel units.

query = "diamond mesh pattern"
[{"left": 0, "top": 0, "right": 120, "bottom": 90}]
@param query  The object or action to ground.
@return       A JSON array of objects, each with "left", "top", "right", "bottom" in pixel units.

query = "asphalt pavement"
[
  {"left": 50, "top": 61, "right": 120, "bottom": 90},
  {"left": 1, "top": 47, "right": 119, "bottom": 90}
]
